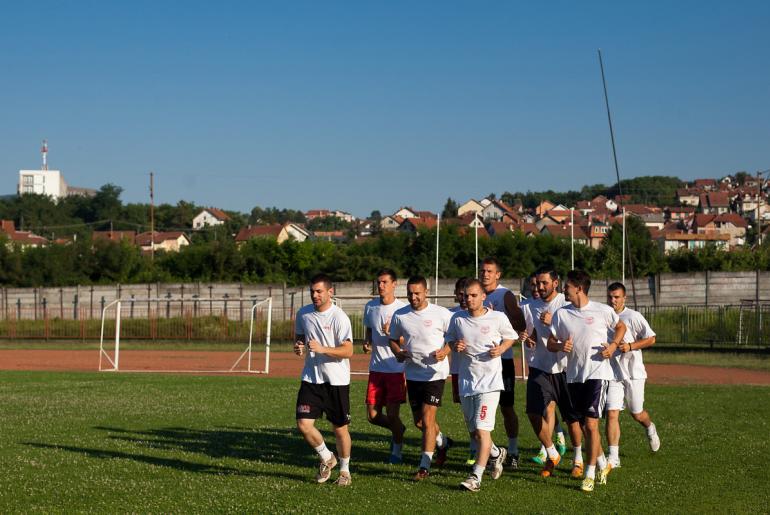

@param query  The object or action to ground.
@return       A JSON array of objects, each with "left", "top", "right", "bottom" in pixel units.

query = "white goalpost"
[{"left": 99, "top": 297, "right": 273, "bottom": 374}]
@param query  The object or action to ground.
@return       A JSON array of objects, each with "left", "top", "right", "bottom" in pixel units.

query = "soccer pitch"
[{"left": 0, "top": 372, "right": 767, "bottom": 513}]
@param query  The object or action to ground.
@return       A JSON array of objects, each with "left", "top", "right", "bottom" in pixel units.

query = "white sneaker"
[
  {"left": 488, "top": 447, "right": 507, "bottom": 480},
  {"left": 608, "top": 457, "right": 621, "bottom": 469},
  {"left": 648, "top": 426, "right": 661, "bottom": 452},
  {"left": 460, "top": 474, "right": 481, "bottom": 492}
]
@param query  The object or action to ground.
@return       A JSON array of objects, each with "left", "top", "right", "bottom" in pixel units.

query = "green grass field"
[{"left": 0, "top": 372, "right": 768, "bottom": 513}]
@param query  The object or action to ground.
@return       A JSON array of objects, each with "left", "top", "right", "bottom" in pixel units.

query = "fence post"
[
  {"left": 34, "top": 288, "right": 38, "bottom": 321},
  {"left": 239, "top": 284, "right": 244, "bottom": 322},
  {"left": 130, "top": 294, "right": 135, "bottom": 319},
  {"left": 165, "top": 292, "right": 172, "bottom": 319},
  {"left": 59, "top": 288, "right": 64, "bottom": 318},
  {"left": 42, "top": 298, "right": 48, "bottom": 340},
  {"left": 90, "top": 286, "right": 94, "bottom": 320},
  {"left": 16, "top": 298, "right": 21, "bottom": 321},
  {"left": 683, "top": 305, "right": 689, "bottom": 344},
  {"left": 73, "top": 294, "right": 79, "bottom": 320},
  {"left": 100, "top": 296, "right": 106, "bottom": 315},
  {"left": 282, "top": 281, "right": 287, "bottom": 321},
  {"left": 289, "top": 292, "right": 296, "bottom": 324},
  {"left": 705, "top": 270, "right": 710, "bottom": 306}
]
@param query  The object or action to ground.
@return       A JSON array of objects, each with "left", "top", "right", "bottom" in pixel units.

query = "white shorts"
[
  {"left": 461, "top": 391, "right": 500, "bottom": 432},
  {"left": 606, "top": 380, "right": 626, "bottom": 412},
  {"left": 605, "top": 379, "right": 646, "bottom": 414}
]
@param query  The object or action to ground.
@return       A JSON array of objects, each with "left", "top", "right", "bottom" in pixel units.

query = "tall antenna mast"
[
  {"left": 150, "top": 172, "right": 155, "bottom": 262},
  {"left": 41, "top": 140, "right": 48, "bottom": 170},
  {"left": 598, "top": 49, "right": 638, "bottom": 308}
]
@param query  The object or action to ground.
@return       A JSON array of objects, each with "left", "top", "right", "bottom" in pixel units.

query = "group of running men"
[{"left": 293, "top": 258, "right": 661, "bottom": 492}]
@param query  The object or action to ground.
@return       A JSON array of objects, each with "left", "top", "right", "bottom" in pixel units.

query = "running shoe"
[
  {"left": 488, "top": 447, "right": 507, "bottom": 480},
  {"left": 648, "top": 425, "right": 661, "bottom": 452},
  {"left": 333, "top": 472, "right": 352, "bottom": 487},
  {"left": 599, "top": 463, "right": 612, "bottom": 485},
  {"left": 556, "top": 433, "right": 567, "bottom": 456},
  {"left": 503, "top": 453, "right": 519, "bottom": 470},
  {"left": 540, "top": 453, "right": 561, "bottom": 478},
  {"left": 435, "top": 437, "right": 454, "bottom": 467},
  {"left": 581, "top": 477, "right": 595, "bottom": 492},
  {"left": 530, "top": 450, "right": 546, "bottom": 465},
  {"left": 570, "top": 462, "right": 584, "bottom": 479},
  {"left": 460, "top": 474, "right": 481, "bottom": 492},
  {"left": 413, "top": 467, "right": 430, "bottom": 481},
  {"left": 315, "top": 455, "right": 338, "bottom": 484}
]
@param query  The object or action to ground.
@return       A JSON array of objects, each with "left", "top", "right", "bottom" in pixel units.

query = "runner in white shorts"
[
  {"left": 605, "top": 282, "right": 661, "bottom": 468},
  {"left": 445, "top": 279, "right": 517, "bottom": 492}
]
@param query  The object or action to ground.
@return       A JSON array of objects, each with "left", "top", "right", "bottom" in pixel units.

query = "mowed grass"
[{"left": 0, "top": 372, "right": 768, "bottom": 513}]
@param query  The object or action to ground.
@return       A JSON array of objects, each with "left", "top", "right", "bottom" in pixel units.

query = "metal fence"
[{"left": 0, "top": 299, "right": 767, "bottom": 349}]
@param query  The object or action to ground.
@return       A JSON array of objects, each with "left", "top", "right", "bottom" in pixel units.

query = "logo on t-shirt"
[
  {"left": 480, "top": 326, "right": 490, "bottom": 335},
  {"left": 323, "top": 324, "right": 332, "bottom": 331},
  {"left": 423, "top": 320, "right": 433, "bottom": 328},
  {"left": 585, "top": 317, "right": 594, "bottom": 325}
]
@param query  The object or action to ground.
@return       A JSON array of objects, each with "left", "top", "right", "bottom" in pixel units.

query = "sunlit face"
[
  {"left": 479, "top": 263, "right": 501, "bottom": 291},
  {"left": 607, "top": 288, "right": 626, "bottom": 312},
  {"left": 536, "top": 273, "right": 558, "bottom": 301},
  {"left": 464, "top": 283, "right": 486, "bottom": 312},
  {"left": 377, "top": 274, "right": 396, "bottom": 300},
  {"left": 528, "top": 277, "right": 540, "bottom": 300},
  {"left": 564, "top": 281, "right": 581, "bottom": 304},
  {"left": 407, "top": 282, "right": 428, "bottom": 310},
  {"left": 310, "top": 281, "right": 334, "bottom": 311}
]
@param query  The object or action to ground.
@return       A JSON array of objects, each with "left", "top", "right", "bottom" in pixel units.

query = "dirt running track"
[{"left": 0, "top": 349, "right": 768, "bottom": 385}]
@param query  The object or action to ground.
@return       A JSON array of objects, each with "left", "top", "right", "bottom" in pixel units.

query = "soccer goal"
[{"left": 99, "top": 297, "right": 273, "bottom": 374}]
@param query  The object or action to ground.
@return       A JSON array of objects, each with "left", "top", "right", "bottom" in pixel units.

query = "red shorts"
[{"left": 366, "top": 371, "right": 407, "bottom": 406}]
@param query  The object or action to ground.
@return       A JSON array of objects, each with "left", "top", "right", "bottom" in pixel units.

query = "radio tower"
[{"left": 41, "top": 140, "right": 48, "bottom": 170}]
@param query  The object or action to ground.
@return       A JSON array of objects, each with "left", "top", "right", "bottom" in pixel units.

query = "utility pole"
[{"left": 150, "top": 172, "right": 155, "bottom": 261}]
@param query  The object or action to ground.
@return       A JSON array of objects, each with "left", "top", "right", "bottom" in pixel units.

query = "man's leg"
[
  {"left": 627, "top": 379, "right": 660, "bottom": 452},
  {"left": 366, "top": 404, "right": 389, "bottom": 428},
  {"left": 501, "top": 359, "right": 519, "bottom": 465}
]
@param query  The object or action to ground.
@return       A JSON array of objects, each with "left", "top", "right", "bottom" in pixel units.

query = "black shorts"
[
  {"left": 567, "top": 379, "right": 608, "bottom": 421},
  {"left": 296, "top": 381, "right": 351, "bottom": 426},
  {"left": 525, "top": 368, "right": 578, "bottom": 423},
  {"left": 500, "top": 358, "right": 516, "bottom": 407},
  {"left": 407, "top": 379, "right": 445, "bottom": 415}
]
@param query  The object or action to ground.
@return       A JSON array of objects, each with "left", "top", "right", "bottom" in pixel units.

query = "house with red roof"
[{"left": 193, "top": 208, "right": 231, "bottom": 230}]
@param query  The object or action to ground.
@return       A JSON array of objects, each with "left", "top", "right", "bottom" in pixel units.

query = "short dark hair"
[
  {"left": 566, "top": 270, "right": 591, "bottom": 294},
  {"left": 464, "top": 278, "right": 483, "bottom": 291},
  {"left": 407, "top": 275, "right": 428, "bottom": 289},
  {"left": 481, "top": 257, "right": 500, "bottom": 271},
  {"left": 376, "top": 268, "right": 397, "bottom": 282},
  {"left": 607, "top": 282, "right": 626, "bottom": 294},
  {"left": 534, "top": 265, "right": 559, "bottom": 282},
  {"left": 309, "top": 273, "right": 333, "bottom": 290},
  {"left": 454, "top": 276, "right": 469, "bottom": 291}
]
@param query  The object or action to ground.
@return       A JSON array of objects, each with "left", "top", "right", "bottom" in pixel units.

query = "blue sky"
[{"left": 1, "top": 1, "right": 768, "bottom": 217}]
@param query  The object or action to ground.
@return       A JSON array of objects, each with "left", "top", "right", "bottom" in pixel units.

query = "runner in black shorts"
[
  {"left": 296, "top": 382, "right": 351, "bottom": 427},
  {"left": 407, "top": 379, "right": 445, "bottom": 415}
]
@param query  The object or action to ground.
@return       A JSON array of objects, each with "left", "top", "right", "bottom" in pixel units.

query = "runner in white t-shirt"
[
  {"left": 294, "top": 273, "right": 354, "bottom": 486},
  {"left": 479, "top": 257, "right": 526, "bottom": 469},
  {"left": 446, "top": 279, "right": 517, "bottom": 492},
  {"left": 604, "top": 282, "right": 661, "bottom": 469},
  {"left": 521, "top": 266, "right": 583, "bottom": 479},
  {"left": 389, "top": 276, "right": 454, "bottom": 481},
  {"left": 548, "top": 270, "right": 626, "bottom": 493},
  {"left": 362, "top": 268, "right": 409, "bottom": 464}
]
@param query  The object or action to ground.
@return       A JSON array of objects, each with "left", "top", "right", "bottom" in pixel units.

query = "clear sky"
[{"left": 1, "top": 1, "right": 768, "bottom": 218}]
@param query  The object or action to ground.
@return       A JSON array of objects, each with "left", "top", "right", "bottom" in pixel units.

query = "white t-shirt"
[
  {"left": 551, "top": 301, "right": 620, "bottom": 383},
  {"left": 484, "top": 285, "right": 516, "bottom": 359},
  {"left": 523, "top": 293, "right": 570, "bottom": 374},
  {"left": 616, "top": 307, "right": 655, "bottom": 379},
  {"left": 389, "top": 303, "right": 453, "bottom": 382},
  {"left": 445, "top": 308, "right": 518, "bottom": 397},
  {"left": 363, "top": 298, "right": 408, "bottom": 373},
  {"left": 295, "top": 304, "right": 353, "bottom": 386},
  {"left": 448, "top": 305, "right": 465, "bottom": 374}
]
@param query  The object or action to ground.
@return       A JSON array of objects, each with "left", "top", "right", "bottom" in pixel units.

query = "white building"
[
  {"left": 18, "top": 169, "right": 68, "bottom": 200},
  {"left": 192, "top": 208, "right": 230, "bottom": 230}
]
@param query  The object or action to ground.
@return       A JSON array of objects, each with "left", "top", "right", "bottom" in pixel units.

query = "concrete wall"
[{"left": 1, "top": 271, "right": 768, "bottom": 320}]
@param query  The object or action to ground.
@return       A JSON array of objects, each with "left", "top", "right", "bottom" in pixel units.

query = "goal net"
[{"left": 99, "top": 297, "right": 273, "bottom": 374}]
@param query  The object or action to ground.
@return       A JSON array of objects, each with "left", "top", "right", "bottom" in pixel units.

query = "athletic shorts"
[
  {"left": 605, "top": 380, "right": 626, "bottom": 412},
  {"left": 296, "top": 381, "right": 351, "bottom": 426},
  {"left": 366, "top": 371, "right": 407, "bottom": 406},
  {"left": 407, "top": 379, "right": 445, "bottom": 416},
  {"left": 567, "top": 379, "right": 608, "bottom": 420},
  {"left": 451, "top": 374, "right": 460, "bottom": 404},
  {"left": 500, "top": 358, "right": 516, "bottom": 407},
  {"left": 624, "top": 378, "right": 646, "bottom": 414},
  {"left": 526, "top": 368, "right": 578, "bottom": 423},
  {"left": 461, "top": 391, "right": 500, "bottom": 432}
]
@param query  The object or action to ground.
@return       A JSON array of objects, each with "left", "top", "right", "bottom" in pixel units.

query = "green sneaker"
[
  {"left": 556, "top": 433, "right": 567, "bottom": 456},
  {"left": 530, "top": 450, "right": 546, "bottom": 465},
  {"left": 465, "top": 452, "right": 477, "bottom": 466}
]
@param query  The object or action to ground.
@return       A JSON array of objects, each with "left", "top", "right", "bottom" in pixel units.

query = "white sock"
[
  {"left": 586, "top": 464, "right": 596, "bottom": 479},
  {"left": 420, "top": 452, "right": 433, "bottom": 470},
  {"left": 314, "top": 442, "right": 333, "bottom": 462},
  {"left": 609, "top": 445, "right": 619, "bottom": 462},
  {"left": 436, "top": 432, "right": 445, "bottom": 448},
  {"left": 573, "top": 446, "right": 583, "bottom": 464},
  {"left": 490, "top": 444, "right": 500, "bottom": 459},
  {"left": 556, "top": 431, "right": 566, "bottom": 446},
  {"left": 392, "top": 443, "right": 403, "bottom": 457},
  {"left": 597, "top": 453, "right": 608, "bottom": 470},
  {"left": 472, "top": 464, "right": 485, "bottom": 480},
  {"left": 339, "top": 457, "right": 350, "bottom": 473},
  {"left": 469, "top": 437, "right": 478, "bottom": 454},
  {"left": 546, "top": 445, "right": 559, "bottom": 460},
  {"left": 647, "top": 423, "right": 657, "bottom": 436},
  {"left": 538, "top": 445, "right": 546, "bottom": 457},
  {"left": 508, "top": 437, "right": 519, "bottom": 456}
]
